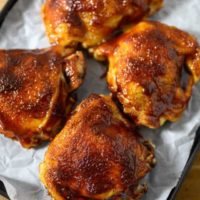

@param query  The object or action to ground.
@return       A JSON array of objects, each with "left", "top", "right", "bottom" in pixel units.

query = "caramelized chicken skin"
[
  {"left": 40, "top": 94, "right": 155, "bottom": 200},
  {"left": 0, "top": 46, "right": 85, "bottom": 148},
  {"left": 42, "top": 0, "right": 163, "bottom": 48},
  {"left": 94, "top": 21, "right": 200, "bottom": 128}
]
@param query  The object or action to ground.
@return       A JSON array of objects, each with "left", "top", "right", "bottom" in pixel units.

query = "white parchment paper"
[{"left": 0, "top": 0, "right": 200, "bottom": 200}]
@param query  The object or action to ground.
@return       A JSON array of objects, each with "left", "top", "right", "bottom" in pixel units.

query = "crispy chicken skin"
[
  {"left": 40, "top": 94, "right": 155, "bottom": 200},
  {"left": 42, "top": 0, "right": 163, "bottom": 48},
  {"left": 94, "top": 21, "right": 200, "bottom": 128},
  {"left": 0, "top": 46, "right": 85, "bottom": 148}
]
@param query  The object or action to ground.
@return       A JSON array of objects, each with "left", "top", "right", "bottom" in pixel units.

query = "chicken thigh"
[
  {"left": 40, "top": 94, "right": 155, "bottom": 200},
  {"left": 94, "top": 21, "right": 200, "bottom": 128},
  {"left": 42, "top": 0, "right": 163, "bottom": 48},
  {"left": 0, "top": 46, "right": 85, "bottom": 148}
]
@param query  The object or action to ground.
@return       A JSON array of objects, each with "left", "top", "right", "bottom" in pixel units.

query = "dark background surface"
[{"left": 0, "top": 0, "right": 200, "bottom": 199}]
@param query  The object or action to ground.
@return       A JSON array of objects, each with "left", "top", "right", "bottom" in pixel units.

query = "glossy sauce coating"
[
  {"left": 40, "top": 94, "right": 155, "bottom": 200},
  {"left": 0, "top": 46, "right": 85, "bottom": 148},
  {"left": 94, "top": 21, "right": 200, "bottom": 128},
  {"left": 42, "top": 0, "right": 163, "bottom": 47}
]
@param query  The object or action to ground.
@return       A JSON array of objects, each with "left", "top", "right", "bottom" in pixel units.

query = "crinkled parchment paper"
[{"left": 0, "top": 0, "right": 200, "bottom": 200}]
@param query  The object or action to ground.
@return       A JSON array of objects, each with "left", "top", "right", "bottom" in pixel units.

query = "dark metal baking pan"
[
  {"left": 167, "top": 127, "right": 200, "bottom": 199},
  {"left": 0, "top": 0, "right": 200, "bottom": 199}
]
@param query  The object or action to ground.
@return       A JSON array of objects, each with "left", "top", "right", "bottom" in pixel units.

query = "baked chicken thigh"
[
  {"left": 0, "top": 46, "right": 85, "bottom": 148},
  {"left": 40, "top": 94, "right": 155, "bottom": 200},
  {"left": 94, "top": 21, "right": 200, "bottom": 128},
  {"left": 42, "top": 0, "right": 163, "bottom": 48}
]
